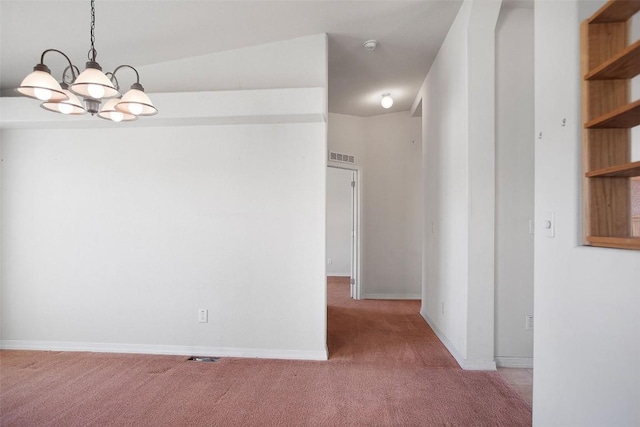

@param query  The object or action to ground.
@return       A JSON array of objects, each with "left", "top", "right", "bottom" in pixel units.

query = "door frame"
[{"left": 327, "top": 163, "right": 363, "bottom": 299}]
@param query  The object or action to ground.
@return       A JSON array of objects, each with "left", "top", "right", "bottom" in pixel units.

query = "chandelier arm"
[
  {"left": 39, "top": 49, "right": 77, "bottom": 80},
  {"left": 105, "top": 72, "right": 120, "bottom": 92},
  {"left": 62, "top": 65, "right": 82, "bottom": 85},
  {"left": 111, "top": 65, "right": 141, "bottom": 85}
]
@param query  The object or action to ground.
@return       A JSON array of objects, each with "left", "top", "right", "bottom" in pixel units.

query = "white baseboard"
[
  {"left": 495, "top": 357, "right": 533, "bottom": 369},
  {"left": 419, "top": 311, "right": 496, "bottom": 371},
  {"left": 364, "top": 293, "right": 421, "bottom": 300},
  {"left": 326, "top": 273, "right": 351, "bottom": 277},
  {"left": 0, "top": 340, "right": 329, "bottom": 361}
]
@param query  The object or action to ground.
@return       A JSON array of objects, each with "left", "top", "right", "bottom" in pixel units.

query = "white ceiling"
[{"left": 0, "top": 0, "right": 462, "bottom": 117}]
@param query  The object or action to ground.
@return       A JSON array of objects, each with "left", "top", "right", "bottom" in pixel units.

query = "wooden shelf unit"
[
  {"left": 584, "top": 99, "right": 640, "bottom": 128},
  {"left": 586, "top": 160, "right": 640, "bottom": 178},
  {"left": 588, "top": 0, "right": 640, "bottom": 23},
  {"left": 586, "top": 236, "right": 640, "bottom": 250},
  {"left": 585, "top": 39, "right": 640, "bottom": 80},
  {"left": 581, "top": 0, "right": 640, "bottom": 250}
]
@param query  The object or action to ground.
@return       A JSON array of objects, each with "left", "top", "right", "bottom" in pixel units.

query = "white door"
[
  {"left": 350, "top": 170, "right": 358, "bottom": 299},
  {"left": 326, "top": 166, "right": 360, "bottom": 299}
]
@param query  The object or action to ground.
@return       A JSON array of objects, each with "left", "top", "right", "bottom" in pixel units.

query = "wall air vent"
[{"left": 329, "top": 151, "right": 355, "bottom": 164}]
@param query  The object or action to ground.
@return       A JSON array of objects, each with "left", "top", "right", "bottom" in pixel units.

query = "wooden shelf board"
[
  {"left": 586, "top": 236, "right": 640, "bottom": 250},
  {"left": 588, "top": 0, "right": 640, "bottom": 23},
  {"left": 586, "top": 160, "right": 640, "bottom": 177},
  {"left": 585, "top": 99, "right": 640, "bottom": 128},
  {"left": 585, "top": 39, "right": 640, "bottom": 80}
]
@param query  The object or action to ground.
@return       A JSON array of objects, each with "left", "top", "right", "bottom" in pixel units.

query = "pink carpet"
[{"left": 0, "top": 278, "right": 531, "bottom": 426}]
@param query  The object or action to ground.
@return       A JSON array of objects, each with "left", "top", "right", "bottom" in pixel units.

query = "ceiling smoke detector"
[{"left": 363, "top": 40, "right": 378, "bottom": 51}]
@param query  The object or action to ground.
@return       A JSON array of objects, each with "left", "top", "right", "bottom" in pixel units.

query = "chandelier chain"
[{"left": 89, "top": 0, "right": 96, "bottom": 61}]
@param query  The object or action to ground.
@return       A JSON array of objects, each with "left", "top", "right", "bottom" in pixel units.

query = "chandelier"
[{"left": 16, "top": 0, "right": 157, "bottom": 122}]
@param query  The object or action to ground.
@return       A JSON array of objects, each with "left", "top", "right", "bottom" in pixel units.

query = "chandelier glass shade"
[
  {"left": 16, "top": 65, "right": 68, "bottom": 102},
  {"left": 70, "top": 62, "right": 120, "bottom": 100},
  {"left": 98, "top": 98, "right": 137, "bottom": 122},
  {"left": 40, "top": 83, "right": 87, "bottom": 115},
  {"left": 116, "top": 83, "right": 158, "bottom": 116},
  {"left": 16, "top": 0, "right": 157, "bottom": 121}
]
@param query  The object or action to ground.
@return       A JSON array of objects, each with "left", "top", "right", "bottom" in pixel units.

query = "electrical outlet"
[
  {"left": 198, "top": 309, "right": 208, "bottom": 323},
  {"left": 543, "top": 212, "right": 555, "bottom": 238},
  {"left": 441, "top": 302, "right": 445, "bottom": 315},
  {"left": 327, "top": 258, "right": 332, "bottom": 265},
  {"left": 525, "top": 315, "right": 534, "bottom": 330}
]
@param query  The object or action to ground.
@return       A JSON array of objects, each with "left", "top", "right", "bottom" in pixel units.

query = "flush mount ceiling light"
[
  {"left": 381, "top": 93, "right": 393, "bottom": 109},
  {"left": 16, "top": 0, "right": 157, "bottom": 121}
]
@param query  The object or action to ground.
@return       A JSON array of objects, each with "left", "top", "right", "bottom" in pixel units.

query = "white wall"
[
  {"left": 361, "top": 112, "right": 422, "bottom": 299},
  {"left": 465, "top": 0, "right": 502, "bottom": 367},
  {"left": 328, "top": 112, "right": 422, "bottom": 299},
  {"left": 0, "top": 134, "right": 3, "bottom": 338},
  {"left": 137, "top": 34, "right": 328, "bottom": 93},
  {"left": 327, "top": 113, "right": 365, "bottom": 166},
  {"left": 0, "top": 35, "right": 329, "bottom": 361},
  {"left": 494, "top": 3, "right": 534, "bottom": 367},
  {"left": 0, "top": 123, "right": 327, "bottom": 359},
  {"left": 534, "top": 1, "right": 640, "bottom": 425},
  {"left": 420, "top": 0, "right": 501, "bottom": 370},
  {"left": 326, "top": 167, "right": 352, "bottom": 276},
  {"left": 421, "top": 1, "right": 470, "bottom": 363}
]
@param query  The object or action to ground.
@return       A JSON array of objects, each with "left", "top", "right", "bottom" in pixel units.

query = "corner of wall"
[
  {"left": 0, "top": 133, "right": 3, "bottom": 340},
  {"left": 420, "top": 310, "right": 496, "bottom": 371},
  {"left": 421, "top": 0, "right": 502, "bottom": 371}
]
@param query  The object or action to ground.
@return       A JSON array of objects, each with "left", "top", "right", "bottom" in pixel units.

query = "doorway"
[{"left": 326, "top": 166, "right": 361, "bottom": 299}]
